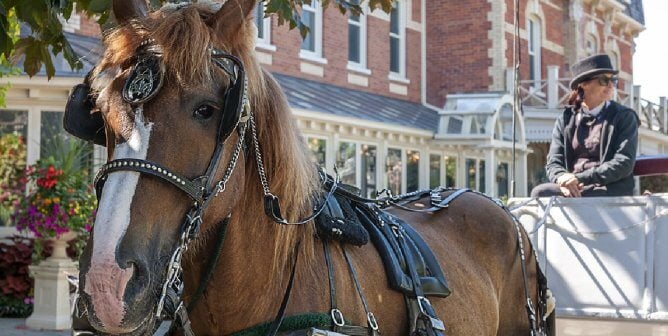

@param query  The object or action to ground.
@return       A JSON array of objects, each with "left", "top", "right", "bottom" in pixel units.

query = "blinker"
[{"left": 63, "top": 81, "right": 106, "bottom": 146}]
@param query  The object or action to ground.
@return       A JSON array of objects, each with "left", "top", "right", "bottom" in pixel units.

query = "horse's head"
[{"left": 76, "top": 0, "right": 265, "bottom": 334}]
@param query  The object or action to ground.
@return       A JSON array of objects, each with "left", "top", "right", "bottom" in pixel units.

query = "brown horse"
[{"left": 73, "top": 1, "right": 553, "bottom": 335}]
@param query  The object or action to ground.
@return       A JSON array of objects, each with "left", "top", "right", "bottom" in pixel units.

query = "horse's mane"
[{"left": 93, "top": 2, "right": 319, "bottom": 278}]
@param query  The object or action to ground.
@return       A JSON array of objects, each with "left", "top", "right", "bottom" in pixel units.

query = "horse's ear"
[
  {"left": 209, "top": 0, "right": 258, "bottom": 38},
  {"left": 113, "top": 0, "right": 149, "bottom": 24}
]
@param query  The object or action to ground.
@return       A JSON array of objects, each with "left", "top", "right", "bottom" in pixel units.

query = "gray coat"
[{"left": 545, "top": 100, "right": 639, "bottom": 196}]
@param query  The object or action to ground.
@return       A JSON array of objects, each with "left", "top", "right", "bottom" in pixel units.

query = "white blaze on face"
[{"left": 84, "top": 108, "right": 153, "bottom": 331}]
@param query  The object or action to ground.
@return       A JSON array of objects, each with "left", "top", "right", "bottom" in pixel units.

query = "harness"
[{"left": 64, "top": 40, "right": 550, "bottom": 336}]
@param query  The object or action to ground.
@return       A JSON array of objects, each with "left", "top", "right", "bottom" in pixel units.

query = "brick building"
[{"left": 0, "top": 0, "right": 660, "bottom": 205}]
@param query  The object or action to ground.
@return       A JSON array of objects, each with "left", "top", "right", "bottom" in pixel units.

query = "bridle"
[
  {"left": 70, "top": 40, "right": 253, "bottom": 335},
  {"left": 70, "top": 38, "right": 337, "bottom": 335}
]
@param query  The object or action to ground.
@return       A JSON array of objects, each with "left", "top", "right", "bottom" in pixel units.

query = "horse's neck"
[{"left": 184, "top": 209, "right": 323, "bottom": 332}]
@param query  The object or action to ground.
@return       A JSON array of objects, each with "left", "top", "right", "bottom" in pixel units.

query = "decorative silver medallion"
[{"left": 122, "top": 53, "right": 164, "bottom": 105}]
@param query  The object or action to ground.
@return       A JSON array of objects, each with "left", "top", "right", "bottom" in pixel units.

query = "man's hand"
[{"left": 557, "top": 173, "right": 583, "bottom": 197}]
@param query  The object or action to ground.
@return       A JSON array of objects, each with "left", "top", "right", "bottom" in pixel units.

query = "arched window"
[
  {"left": 609, "top": 51, "right": 620, "bottom": 71},
  {"left": 585, "top": 33, "right": 598, "bottom": 56},
  {"left": 527, "top": 17, "right": 542, "bottom": 86}
]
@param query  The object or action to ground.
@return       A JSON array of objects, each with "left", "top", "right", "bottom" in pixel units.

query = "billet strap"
[
  {"left": 341, "top": 244, "right": 380, "bottom": 335},
  {"left": 323, "top": 241, "right": 344, "bottom": 328}
]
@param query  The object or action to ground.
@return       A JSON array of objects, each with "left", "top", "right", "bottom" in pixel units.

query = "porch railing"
[{"left": 507, "top": 67, "right": 668, "bottom": 135}]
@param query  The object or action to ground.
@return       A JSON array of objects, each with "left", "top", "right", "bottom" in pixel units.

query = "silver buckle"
[
  {"left": 367, "top": 312, "right": 379, "bottom": 331},
  {"left": 331, "top": 308, "right": 345, "bottom": 327}
]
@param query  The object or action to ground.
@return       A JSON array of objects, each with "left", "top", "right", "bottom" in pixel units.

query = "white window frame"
[
  {"left": 299, "top": 0, "right": 325, "bottom": 63},
  {"left": 527, "top": 17, "right": 542, "bottom": 88},
  {"left": 465, "top": 157, "right": 486, "bottom": 193},
  {"left": 255, "top": 2, "right": 275, "bottom": 51},
  {"left": 347, "top": 3, "right": 369, "bottom": 74},
  {"left": 585, "top": 33, "right": 598, "bottom": 57},
  {"left": 388, "top": 1, "right": 406, "bottom": 79}
]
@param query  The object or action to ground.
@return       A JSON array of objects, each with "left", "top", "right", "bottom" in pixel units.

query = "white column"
[
  {"left": 26, "top": 108, "right": 41, "bottom": 165},
  {"left": 485, "top": 149, "right": 497, "bottom": 197},
  {"left": 377, "top": 138, "right": 388, "bottom": 192},
  {"left": 660, "top": 97, "right": 667, "bottom": 133},
  {"left": 518, "top": 151, "right": 529, "bottom": 197},
  {"left": 625, "top": 81, "right": 635, "bottom": 109},
  {"left": 505, "top": 68, "right": 514, "bottom": 93},
  {"left": 634, "top": 85, "right": 642, "bottom": 112},
  {"left": 547, "top": 65, "right": 559, "bottom": 108}
]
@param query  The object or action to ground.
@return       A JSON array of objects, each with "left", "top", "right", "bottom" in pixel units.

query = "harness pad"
[{"left": 314, "top": 185, "right": 451, "bottom": 298}]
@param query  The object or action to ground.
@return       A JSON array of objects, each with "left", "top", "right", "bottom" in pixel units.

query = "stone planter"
[{"left": 26, "top": 231, "right": 78, "bottom": 330}]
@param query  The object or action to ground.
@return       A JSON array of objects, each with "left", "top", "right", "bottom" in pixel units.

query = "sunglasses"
[{"left": 591, "top": 75, "right": 619, "bottom": 87}]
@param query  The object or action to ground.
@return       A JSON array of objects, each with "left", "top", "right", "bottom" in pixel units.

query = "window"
[
  {"left": 478, "top": 160, "right": 486, "bottom": 194},
  {"left": 386, "top": 148, "right": 402, "bottom": 195},
  {"left": 466, "top": 158, "right": 486, "bottom": 193},
  {"left": 406, "top": 150, "right": 420, "bottom": 192},
  {"left": 307, "top": 137, "right": 327, "bottom": 167},
  {"left": 609, "top": 51, "right": 619, "bottom": 71},
  {"left": 445, "top": 156, "right": 457, "bottom": 188},
  {"left": 0, "top": 110, "right": 28, "bottom": 139},
  {"left": 495, "top": 103, "right": 514, "bottom": 141},
  {"left": 497, "top": 162, "right": 509, "bottom": 199},
  {"left": 300, "top": 0, "right": 323, "bottom": 59},
  {"left": 348, "top": 0, "right": 367, "bottom": 69},
  {"left": 389, "top": 1, "right": 405, "bottom": 76},
  {"left": 527, "top": 18, "right": 542, "bottom": 86},
  {"left": 429, "top": 154, "right": 441, "bottom": 188},
  {"left": 337, "top": 141, "right": 357, "bottom": 186},
  {"left": 585, "top": 33, "right": 597, "bottom": 57},
  {"left": 255, "top": 2, "right": 272, "bottom": 48},
  {"left": 361, "top": 144, "right": 377, "bottom": 197},
  {"left": 466, "top": 159, "right": 476, "bottom": 190}
]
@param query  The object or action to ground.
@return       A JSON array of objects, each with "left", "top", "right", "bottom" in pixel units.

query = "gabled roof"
[{"left": 274, "top": 73, "right": 439, "bottom": 132}]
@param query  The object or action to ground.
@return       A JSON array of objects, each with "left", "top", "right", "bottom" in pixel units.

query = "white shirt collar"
[{"left": 582, "top": 101, "right": 608, "bottom": 116}]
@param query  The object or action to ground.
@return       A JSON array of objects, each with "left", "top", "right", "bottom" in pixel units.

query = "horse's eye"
[{"left": 193, "top": 104, "right": 217, "bottom": 120}]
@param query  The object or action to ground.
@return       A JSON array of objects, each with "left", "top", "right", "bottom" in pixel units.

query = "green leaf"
[
  {"left": 39, "top": 42, "right": 55, "bottom": 79},
  {"left": 19, "top": 37, "right": 42, "bottom": 77},
  {"left": 61, "top": 0, "right": 74, "bottom": 20},
  {"left": 88, "top": 0, "right": 110, "bottom": 13}
]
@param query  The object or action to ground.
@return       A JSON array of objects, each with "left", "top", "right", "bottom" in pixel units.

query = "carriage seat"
[{"left": 314, "top": 186, "right": 451, "bottom": 298}]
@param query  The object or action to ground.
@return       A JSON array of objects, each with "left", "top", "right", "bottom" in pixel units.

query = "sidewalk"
[{"left": 0, "top": 318, "right": 70, "bottom": 336}]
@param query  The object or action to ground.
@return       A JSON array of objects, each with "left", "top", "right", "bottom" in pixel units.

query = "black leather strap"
[
  {"left": 341, "top": 244, "right": 379, "bottom": 334},
  {"left": 323, "top": 241, "right": 343, "bottom": 328},
  {"left": 94, "top": 158, "right": 206, "bottom": 203},
  {"left": 267, "top": 242, "right": 301, "bottom": 336}
]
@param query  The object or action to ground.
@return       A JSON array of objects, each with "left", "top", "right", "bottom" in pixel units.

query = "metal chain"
[
  {"left": 214, "top": 124, "right": 247, "bottom": 197},
  {"left": 155, "top": 207, "right": 202, "bottom": 319},
  {"left": 248, "top": 112, "right": 271, "bottom": 196}
]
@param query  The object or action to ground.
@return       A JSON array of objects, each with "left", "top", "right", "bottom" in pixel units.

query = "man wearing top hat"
[{"left": 531, "top": 53, "right": 640, "bottom": 198}]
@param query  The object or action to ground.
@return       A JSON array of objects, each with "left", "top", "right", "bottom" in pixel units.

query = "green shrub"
[{"left": 0, "top": 133, "right": 27, "bottom": 226}]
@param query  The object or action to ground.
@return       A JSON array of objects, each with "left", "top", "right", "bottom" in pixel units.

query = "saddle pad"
[
  {"left": 315, "top": 194, "right": 370, "bottom": 246},
  {"left": 354, "top": 203, "right": 451, "bottom": 298},
  {"left": 314, "top": 183, "right": 450, "bottom": 298}
]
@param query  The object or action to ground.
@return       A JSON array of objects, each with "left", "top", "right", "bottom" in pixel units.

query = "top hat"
[{"left": 569, "top": 54, "right": 619, "bottom": 89}]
